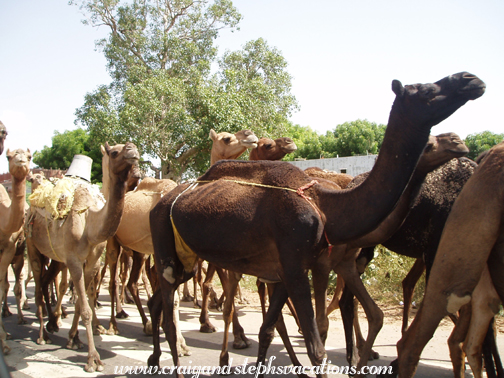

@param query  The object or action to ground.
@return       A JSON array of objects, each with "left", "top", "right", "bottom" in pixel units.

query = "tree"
[
  {"left": 464, "top": 131, "right": 504, "bottom": 160},
  {"left": 72, "top": 0, "right": 298, "bottom": 180},
  {"left": 332, "top": 119, "right": 386, "bottom": 156},
  {"left": 33, "top": 129, "right": 103, "bottom": 183},
  {"left": 282, "top": 123, "right": 322, "bottom": 161}
]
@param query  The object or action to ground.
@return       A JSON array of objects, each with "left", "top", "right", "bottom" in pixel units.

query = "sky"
[{"left": 1, "top": 0, "right": 503, "bottom": 174}]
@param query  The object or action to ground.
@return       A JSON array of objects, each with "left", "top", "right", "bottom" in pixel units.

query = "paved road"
[{"left": 2, "top": 273, "right": 481, "bottom": 377}]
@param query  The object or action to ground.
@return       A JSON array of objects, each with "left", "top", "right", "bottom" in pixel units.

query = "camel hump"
[{"left": 136, "top": 177, "right": 177, "bottom": 195}]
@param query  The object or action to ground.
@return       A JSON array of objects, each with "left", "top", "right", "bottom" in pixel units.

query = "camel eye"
[
  {"left": 265, "top": 144, "right": 272, "bottom": 149},
  {"left": 111, "top": 151, "right": 119, "bottom": 158},
  {"left": 223, "top": 137, "right": 231, "bottom": 144}
]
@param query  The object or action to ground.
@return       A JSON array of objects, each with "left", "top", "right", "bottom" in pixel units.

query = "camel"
[
  {"left": 393, "top": 140, "right": 504, "bottom": 378},
  {"left": 0, "top": 148, "right": 31, "bottom": 353},
  {"left": 0, "top": 121, "right": 7, "bottom": 155},
  {"left": 304, "top": 167, "right": 353, "bottom": 189},
  {"left": 249, "top": 137, "right": 297, "bottom": 161},
  {"left": 103, "top": 129, "right": 258, "bottom": 356},
  {"left": 147, "top": 72, "right": 485, "bottom": 376},
  {"left": 310, "top": 133, "right": 470, "bottom": 365},
  {"left": 26, "top": 142, "right": 139, "bottom": 373}
]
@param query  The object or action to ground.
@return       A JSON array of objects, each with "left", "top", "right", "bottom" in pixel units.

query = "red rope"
[{"left": 296, "top": 180, "right": 333, "bottom": 255}]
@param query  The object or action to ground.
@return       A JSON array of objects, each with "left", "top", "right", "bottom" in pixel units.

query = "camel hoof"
[
  {"left": 2, "top": 344, "right": 11, "bottom": 355},
  {"left": 181, "top": 294, "right": 194, "bottom": 302},
  {"left": 147, "top": 354, "right": 160, "bottom": 369},
  {"left": 116, "top": 310, "right": 129, "bottom": 319},
  {"left": 17, "top": 317, "right": 27, "bottom": 325},
  {"left": 199, "top": 324, "right": 217, "bottom": 333},
  {"left": 177, "top": 344, "right": 192, "bottom": 357},
  {"left": 37, "top": 338, "right": 46, "bottom": 345},
  {"left": 46, "top": 321, "right": 59, "bottom": 334},
  {"left": 2, "top": 309, "right": 12, "bottom": 318},
  {"left": 67, "top": 337, "right": 84, "bottom": 350},
  {"left": 94, "top": 324, "right": 107, "bottom": 335},
  {"left": 232, "top": 337, "right": 252, "bottom": 350},
  {"left": 107, "top": 326, "right": 120, "bottom": 336},
  {"left": 23, "top": 302, "right": 30, "bottom": 310},
  {"left": 144, "top": 321, "right": 153, "bottom": 336},
  {"left": 369, "top": 350, "right": 380, "bottom": 361}
]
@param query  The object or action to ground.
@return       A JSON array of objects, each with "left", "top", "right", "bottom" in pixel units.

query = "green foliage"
[
  {"left": 332, "top": 119, "right": 386, "bottom": 156},
  {"left": 283, "top": 119, "right": 386, "bottom": 161},
  {"left": 358, "top": 245, "right": 425, "bottom": 305},
  {"left": 73, "top": 0, "right": 298, "bottom": 181},
  {"left": 32, "top": 129, "right": 103, "bottom": 183},
  {"left": 464, "top": 131, "right": 504, "bottom": 161}
]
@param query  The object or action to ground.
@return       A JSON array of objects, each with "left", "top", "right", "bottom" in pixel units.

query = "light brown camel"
[
  {"left": 0, "top": 148, "right": 31, "bottom": 353},
  {"left": 102, "top": 129, "right": 257, "bottom": 357},
  {"left": 249, "top": 137, "right": 297, "bottom": 161},
  {"left": 148, "top": 72, "right": 485, "bottom": 376},
  {"left": 393, "top": 140, "right": 504, "bottom": 378},
  {"left": 0, "top": 121, "right": 7, "bottom": 155},
  {"left": 312, "top": 132, "right": 470, "bottom": 365},
  {"left": 304, "top": 167, "right": 353, "bottom": 189},
  {"left": 26, "top": 142, "right": 139, "bottom": 373}
]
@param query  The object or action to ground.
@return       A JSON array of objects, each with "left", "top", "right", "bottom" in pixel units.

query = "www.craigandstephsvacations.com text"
[{"left": 113, "top": 357, "right": 393, "bottom": 376}]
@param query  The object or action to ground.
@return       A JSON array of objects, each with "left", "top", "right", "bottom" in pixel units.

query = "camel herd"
[{"left": 0, "top": 71, "right": 503, "bottom": 377}]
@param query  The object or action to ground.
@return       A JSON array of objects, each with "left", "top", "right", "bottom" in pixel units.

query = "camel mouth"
[
  {"left": 125, "top": 157, "right": 140, "bottom": 165},
  {"left": 241, "top": 141, "right": 258, "bottom": 149}
]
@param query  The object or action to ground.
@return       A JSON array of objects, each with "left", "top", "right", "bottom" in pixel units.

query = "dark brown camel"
[
  {"left": 311, "top": 133, "right": 471, "bottom": 365},
  {"left": 147, "top": 72, "right": 485, "bottom": 376},
  {"left": 393, "top": 140, "right": 504, "bottom": 378},
  {"left": 337, "top": 154, "right": 478, "bottom": 364}
]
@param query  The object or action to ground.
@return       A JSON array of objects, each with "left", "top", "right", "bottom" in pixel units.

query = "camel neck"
[{"left": 316, "top": 110, "right": 431, "bottom": 245}]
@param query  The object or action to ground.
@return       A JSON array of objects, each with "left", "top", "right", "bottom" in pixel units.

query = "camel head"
[
  {"left": 209, "top": 129, "right": 259, "bottom": 164},
  {"left": 27, "top": 171, "right": 47, "bottom": 192},
  {"left": 417, "top": 132, "right": 469, "bottom": 172},
  {"left": 126, "top": 163, "right": 142, "bottom": 192},
  {"left": 0, "top": 121, "right": 7, "bottom": 156},
  {"left": 6, "top": 148, "right": 31, "bottom": 181},
  {"left": 101, "top": 142, "right": 140, "bottom": 183},
  {"left": 391, "top": 72, "right": 485, "bottom": 129},
  {"left": 250, "top": 137, "right": 298, "bottom": 160}
]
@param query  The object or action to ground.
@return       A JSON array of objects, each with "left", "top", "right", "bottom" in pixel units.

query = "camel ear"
[
  {"left": 102, "top": 142, "right": 111, "bottom": 156},
  {"left": 209, "top": 129, "right": 217, "bottom": 141},
  {"left": 392, "top": 80, "right": 405, "bottom": 97},
  {"left": 6, "top": 149, "right": 13, "bottom": 159}
]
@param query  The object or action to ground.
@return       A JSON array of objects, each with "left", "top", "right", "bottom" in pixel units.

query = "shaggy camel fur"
[
  {"left": 26, "top": 142, "right": 139, "bottom": 373},
  {"left": 0, "top": 148, "right": 31, "bottom": 353},
  {"left": 148, "top": 72, "right": 485, "bottom": 376},
  {"left": 392, "top": 141, "right": 504, "bottom": 378},
  {"left": 249, "top": 137, "right": 297, "bottom": 161}
]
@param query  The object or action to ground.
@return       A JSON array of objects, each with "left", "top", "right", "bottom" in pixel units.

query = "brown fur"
[
  {"left": 249, "top": 137, "right": 297, "bottom": 161},
  {"left": 148, "top": 72, "right": 485, "bottom": 375},
  {"left": 395, "top": 141, "right": 504, "bottom": 377},
  {"left": 304, "top": 167, "right": 353, "bottom": 189}
]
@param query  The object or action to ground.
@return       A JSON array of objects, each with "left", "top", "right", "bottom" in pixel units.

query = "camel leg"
[
  {"left": 43, "top": 260, "right": 65, "bottom": 334},
  {"left": 199, "top": 263, "right": 217, "bottom": 333},
  {"left": 464, "top": 266, "right": 501, "bottom": 378},
  {"left": 106, "top": 238, "right": 123, "bottom": 334},
  {"left": 126, "top": 250, "right": 151, "bottom": 335},
  {"left": 335, "top": 256, "right": 383, "bottom": 373},
  {"left": 267, "top": 282, "right": 308, "bottom": 377},
  {"left": 401, "top": 258, "right": 425, "bottom": 333},
  {"left": 0, "top": 244, "right": 16, "bottom": 353},
  {"left": 140, "top": 254, "right": 151, "bottom": 299},
  {"left": 57, "top": 268, "right": 68, "bottom": 320},
  {"left": 26, "top": 240, "right": 51, "bottom": 346},
  {"left": 257, "top": 279, "right": 267, "bottom": 318},
  {"left": 326, "top": 274, "right": 345, "bottom": 316},
  {"left": 147, "top": 288, "right": 163, "bottom": 369},
  {"left": 219, "top": 271, "right": 241, "bottom": 367},
  {"left": 66, "top": 254, "right": 104, "bottom": 372},
  {"left": 446, "top": 303, "right": 471, "bottom": 378},
  {"left": 11, "top": 253, "right": 27, "bottom": 324},
  {"left": 280, "top": 257, "right": 327, "bottom": 378},
  {"left": 120, "top": 250, "right": 133, "bottom": 304},
  {"left": 192, "top": 259, "right": 204, "bottom": 307},
  {"left": 312, "top": 259, "right": 331, "bottom": 344}
]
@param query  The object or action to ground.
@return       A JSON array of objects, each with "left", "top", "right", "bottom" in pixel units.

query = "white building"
[{"left": 288, "top": 154, "right": 377, "bottom": 177}]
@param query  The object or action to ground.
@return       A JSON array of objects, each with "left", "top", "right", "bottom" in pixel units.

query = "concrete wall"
[{"left": 288, "top": 154, "right": 377, "bottom": 177}]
